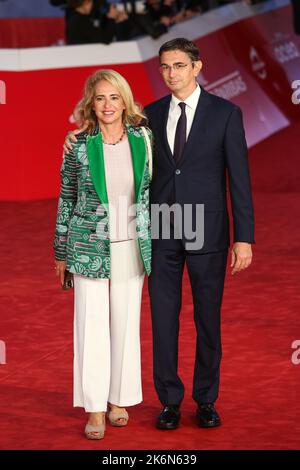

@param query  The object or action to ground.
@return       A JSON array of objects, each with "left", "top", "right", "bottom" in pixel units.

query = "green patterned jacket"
[{"left": 54, "top": 125, "right": 152, "bottom": 278}]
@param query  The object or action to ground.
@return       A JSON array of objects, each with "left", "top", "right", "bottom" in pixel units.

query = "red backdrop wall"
[{"left": 0, "top": 1, "right": 299, "bottom": 201}]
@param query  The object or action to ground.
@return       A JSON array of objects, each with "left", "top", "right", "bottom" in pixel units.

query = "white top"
[
  {"left": 167, "top": 84, "right": 201, "bottom": 154},
  {"left": 103, "top": 138, "right": 136, "bottom": 242}
]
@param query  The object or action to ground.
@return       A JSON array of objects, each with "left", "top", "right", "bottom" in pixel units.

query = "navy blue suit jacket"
[{"left": 144, "top": 87, "right": 255, "bottom": 253}]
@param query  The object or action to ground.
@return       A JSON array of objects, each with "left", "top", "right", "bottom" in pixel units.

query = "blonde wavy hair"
[{"left": 75, "top": 69, "right": 146, "bottom": 133}]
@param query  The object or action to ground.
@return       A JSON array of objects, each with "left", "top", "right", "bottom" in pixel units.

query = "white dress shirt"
[{"left": 167, "top": 84, "right": 201, "bottom": 155}]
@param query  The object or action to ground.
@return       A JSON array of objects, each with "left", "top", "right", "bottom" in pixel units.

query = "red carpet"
[{"left": 0, "top": 122, "right": 300, "bottom": 450}]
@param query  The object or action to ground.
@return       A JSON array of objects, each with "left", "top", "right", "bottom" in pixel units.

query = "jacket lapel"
[
  {"left": 160, "top": 96, "right": 174, "bottom": 166},
  {"left": 87, "top": 126, "right": 147, "bottom": 208},
  {"left": 86, "top": 131, "right": 109, "bottom": 212},
  {"left": 128, "top": 129, "right": 146, "bottom": 203}
]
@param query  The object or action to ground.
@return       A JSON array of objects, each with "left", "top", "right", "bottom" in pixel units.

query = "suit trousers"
[
  {"left": 73, "top": 239, "right": 145, "bottom": 412},
  {"left": 149, "top": 237, "right": 228, "bottom": 406}
]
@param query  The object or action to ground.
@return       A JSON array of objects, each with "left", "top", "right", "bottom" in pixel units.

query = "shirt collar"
[{"left": 170, "top": 83, "right": 201, "bottom": 111}]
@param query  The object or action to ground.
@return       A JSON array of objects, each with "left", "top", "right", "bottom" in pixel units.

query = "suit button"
[{"left": 175, "top": 169, "right": 181, "bottom": 175}]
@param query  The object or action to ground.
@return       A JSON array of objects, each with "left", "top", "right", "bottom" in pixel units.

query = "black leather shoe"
[
  {"left": 196, "top": 403, "right": 221, "bottom": 428},
  {"left": 156, "top": 405, "right": 181, "bottom": 430}
]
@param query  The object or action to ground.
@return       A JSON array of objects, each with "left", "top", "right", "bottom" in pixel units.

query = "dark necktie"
[{"left": 173, "top": 102, "right": 187, "bottom": 165}]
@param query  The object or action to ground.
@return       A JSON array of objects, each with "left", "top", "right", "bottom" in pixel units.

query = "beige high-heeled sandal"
[
  {"left": 85, "top": 422, "right": 106, "bottom": 440},
  {"left": 108, "top": 408, "right": 129, "bottom": 427}
]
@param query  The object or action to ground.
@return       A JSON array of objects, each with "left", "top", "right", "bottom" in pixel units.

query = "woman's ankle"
[
  {"left": 88, "top": 411, "right": 105, "bottom": 424},
  {"left": 108, "top": 403, "right": 126, "bottom": 412}
]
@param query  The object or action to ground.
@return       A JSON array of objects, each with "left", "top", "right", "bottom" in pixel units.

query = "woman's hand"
[{"left": 55, "top": 260, "right": 66, "bottom": 286}]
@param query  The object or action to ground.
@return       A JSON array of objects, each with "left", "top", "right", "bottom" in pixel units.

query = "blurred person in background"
[
  {"left": 146, "top": 0, "right": 200, "bottom": 29},
  {"left": 49, "top": 0, "right": 72, "bottom": 19},
  {"left": 291, "top": 0, "right": 300, "bottom": 35},
  {"left": 108, "top": 0, "right": 168, "bottom": 39},
  {"left": 65, "top": 0, "right": 128, "bottom": 44}
]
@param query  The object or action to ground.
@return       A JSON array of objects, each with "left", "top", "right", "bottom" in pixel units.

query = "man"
[{"left": 144, "top": 38, "right": 254, "bottom": 430}]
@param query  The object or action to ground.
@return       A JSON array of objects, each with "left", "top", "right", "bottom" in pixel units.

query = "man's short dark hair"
[{"left": 159, "top": 38, "right": 200, "bottom": 62}]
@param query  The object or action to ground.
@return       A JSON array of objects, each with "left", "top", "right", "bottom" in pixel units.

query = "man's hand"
[
  {"left": 55, "top": 260, "right": 66, "bottom": 286},
  {"left": 230, "top": 242, "right": 253, "bottom": 275},
  {"left": 63, "top": 129, "right": 83, "bottom": 154}
]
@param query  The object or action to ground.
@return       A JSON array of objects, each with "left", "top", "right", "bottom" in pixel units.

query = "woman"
[{"left": 54, "top": 69, "right": 152, "bottom": 439}]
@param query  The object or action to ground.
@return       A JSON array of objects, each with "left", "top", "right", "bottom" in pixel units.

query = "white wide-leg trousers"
[{"left": 73, "top": 239, "right": 145, "bottom": 412}]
